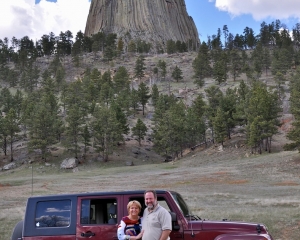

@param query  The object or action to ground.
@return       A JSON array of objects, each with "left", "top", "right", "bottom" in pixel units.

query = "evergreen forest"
[{"left": 1, "top": 20, "right": 300, "bottom": 164}]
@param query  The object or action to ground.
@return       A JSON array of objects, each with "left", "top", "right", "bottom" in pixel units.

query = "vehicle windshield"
[{"left": 171, "top": 192, "right": 190, "bottom": 216}]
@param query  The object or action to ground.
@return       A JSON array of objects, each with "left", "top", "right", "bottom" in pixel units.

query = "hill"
[
  {"left": 0, "top": 47, "right": 299, "bottom": 240},
  {"left": 0, "top": 47, "right": 293, "bottom": 166}
]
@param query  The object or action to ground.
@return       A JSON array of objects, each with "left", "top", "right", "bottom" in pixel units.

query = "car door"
[{"left": 76, "top": 195, "right": 120, "bottom": 240}]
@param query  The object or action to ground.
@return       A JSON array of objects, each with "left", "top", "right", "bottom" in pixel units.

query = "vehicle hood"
[{"left": 188, "top": 220, "right": 267, "bottom": 234}]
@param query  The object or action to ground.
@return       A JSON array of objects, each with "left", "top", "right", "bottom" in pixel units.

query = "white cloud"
[
  {"left": 214, "top": 0, "right": 300, "bottom": 21},
  {"left": 0, "top": 0, "right": 90, "bottom": 41}
]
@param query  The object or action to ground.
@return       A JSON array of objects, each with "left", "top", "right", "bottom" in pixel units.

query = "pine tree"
[
  {"left": 132, "top": 118, "right": 147, "bottom": 146},
  {"left": 171, "top": 66, "right": 183, "bottom": 82},
  {"left": 246, "top": 82, "right": 281, "bottom": 153},
  {"left": 65, "top": 103, "right": 85, "bottom": 159},
  {"left": 213, "top": 107, "right": 227, "bottom": 146},
  {"left": 274, "top": 71, "right": 286, "bottom": 100},
  {"left": 115, "top": 86, "right": 131, "bottom": 111},
  {"left": 64, "top": 80, "right": 88, "bottom": 117},
  {"left": 247, "top": 116, "right": 264, "bottom": 153},
  {"left": 111, "top": 102, "right": 129, "bottom": 134},
  {"left": 219, "top": 88, "right": 237, "bottom": 139},
  {"left": 134, "top": 55, "right": 146, "bottom": 82},
  {"left": 262, "top": 46, "right": 271, "bottom": 76},
  {"left": 271, "top": 48, "right": 292, "bottom": 75},
  {"left": 153, "top": 101, "right": 186, "bottom": 158},
  {"left": 99, "top": 82, "right": 114, "bottom": 105},
  {"left": 153, "top": 67, "right": 159, "bottom": 80},
  {"left": 151, "top": 84, "right": 159, "bottom": 107},
  {"left": 81, "top": 125, "right": 91, "bottom": 159},
  {"left": 205, "top": 85, "right": 223, "bottom": 140},
  {"left": 103, "top": 46, "right": 115, "bottom": 62},
  {"left": 0, "top": 114, "right": 8, "bottom": 156},
  {"left": 106, "top": 33, "right": 117, "bottom": 48},
  {"left": 92, "top": 31, "right": 106, "bottom": 52},
  {"left": 128, "top": 40, "right": 136, "bottom": 55},
  {"left": 185, "top": 107, "right": 206, "bottom": 147},
  {"left": 251, "top": 42, "right": 264, "bottom": 78},
  {"left": 87, "top": 68, "right": 102, "bottom": 101},
  {"left": 166, "top": 40, "right": 176, "bottom": 54},
  {"left": 92, "top": 105, "right": 123, "bottom": 161},
  {"left": 28, "top": 96, "right": 59, "bottom": 160},
  {"left": 20, "top": 93, "right": 38, "bottom": 138},
  {"left": 101, "top": 70, "right": 112, "bottom": 86},
  {"left": 285, "top": 68, "right": 300, "bottom": 151},
  {"left": 117, "top": 37, "right": 124, "bottom": 55},
  {"left": 213, "top": 59, "right": 227, "bottom": 85},
  {"left": 152, "top": 94, "right": 177, "bottom": 124},
  {"left": 113, "top": 66, "right": 130, "bottom": 93},
  {"left": 138, "top": 82, "right": 151, "bottom": 115},
  {"left": 243, "top": 26, "right": 257, "bottom": 49},
  {"left": 72, "top": 54, "right": 81, "bottom": 68},
  {"left": 229, "top": 49, "right": 242, "bottom": 81},
  {"left": 55, "top": 66, "right": 65, "bottom": 91},
  {"left": 0, "top": 87, "right": 13, "bottom": 113},
  {"left": 13, "top": 89, "right": 24, "bottom": 118},
  {"left": 191, "top": 94, "right": 207, "bottom": 119},
  {"left": 234, "top": 80, "right": 250, "bottom": 127},
  {"left": 92, "top": 40, "right": 100, "bottom": 59},
  {"left": 3, "top": 108, "right": 20, "bottom": 161},
  {"left": 7, "top": 69, "right": 19, "bottom": 87},
  {"left": 130, "top": 88, "right": 139, "bottom": 114},
  {"left": 157, "top": 60, "right": 167, "bottom": 81}
]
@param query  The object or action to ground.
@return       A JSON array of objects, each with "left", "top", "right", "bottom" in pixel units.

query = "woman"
[{"left": 117, "top": 200, "right": 144, "bottom": 240}]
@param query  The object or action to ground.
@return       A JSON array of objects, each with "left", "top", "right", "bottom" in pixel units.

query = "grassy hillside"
[
  {"left": 1, "top": 50, "right": 299, "bottom": 240},
  {"left": 1, "top": 134, "right": 300, "bottom": 239}
]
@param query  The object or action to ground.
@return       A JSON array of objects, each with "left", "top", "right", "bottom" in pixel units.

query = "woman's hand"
[{"left": 136, "top": 230, "right": 144, "bottom": 239}]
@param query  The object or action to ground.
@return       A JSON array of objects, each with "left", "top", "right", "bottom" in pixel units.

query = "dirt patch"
[
  {"left": 273, "top": 181, "right": 299, "bottom": 186},
  {"left": 228, "top": 179, "right": 249, "bottom": 184},
  {"left": 279, "top": 114, "right": 294, "bottom": 132},
  {"left": 0, "top": 183, "right": 11, "bottom": 189}
]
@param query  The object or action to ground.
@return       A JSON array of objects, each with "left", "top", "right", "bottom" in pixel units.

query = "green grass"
[{"left": 1, "top": 144, "right": 300, "bottom": 240}]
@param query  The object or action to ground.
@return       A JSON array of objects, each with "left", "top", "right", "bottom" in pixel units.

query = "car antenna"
[
  {"left": 186, "top": 186, "right": 195, "bottom": 237},
  {"left": 189, "top": 206, "right": 195, "bottom": 237}
]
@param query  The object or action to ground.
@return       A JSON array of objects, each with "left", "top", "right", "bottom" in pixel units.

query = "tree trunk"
[
  {"left": 10, "top": 137, "right": 13, "bottom": 162},
  {"left": 2, "top": 137, "right": 7, "bottom": 156}
]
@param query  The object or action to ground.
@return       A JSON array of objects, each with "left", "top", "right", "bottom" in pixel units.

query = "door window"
[{"left": 80, "top": 198, "right": 117, "bottom": 224}]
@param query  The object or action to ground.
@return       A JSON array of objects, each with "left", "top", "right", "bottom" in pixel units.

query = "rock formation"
[{"left": 85, "top": 0, "right": 200, "bottom": 49}]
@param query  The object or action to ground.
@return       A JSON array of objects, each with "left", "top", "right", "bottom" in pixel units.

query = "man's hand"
[{"left": 159, "top": 230, "right": 171, "bottom": 240}]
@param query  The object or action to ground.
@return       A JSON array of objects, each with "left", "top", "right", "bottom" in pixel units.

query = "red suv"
[{"left": 11, "top": 190, "right": 274, "bottom": 240}]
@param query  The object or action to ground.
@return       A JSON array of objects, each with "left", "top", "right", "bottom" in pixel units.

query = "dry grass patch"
[
  {"left": 228, "top": 179, "right": 249, "bottom": 184},
  {"left": 273, "top": 181, "right": 299, "bottom": 186}
]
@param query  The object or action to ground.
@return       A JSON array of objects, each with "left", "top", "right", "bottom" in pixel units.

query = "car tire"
[{"left": 11, "top": 220, "right": 23, "bottom": 240}]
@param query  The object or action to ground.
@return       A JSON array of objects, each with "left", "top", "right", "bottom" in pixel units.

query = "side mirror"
[
  {"left": 170, "top": 211, "right": 177, "bottom": 221},
  {"left": 170, "top": 212, "right": 180, "bottom": 231}
]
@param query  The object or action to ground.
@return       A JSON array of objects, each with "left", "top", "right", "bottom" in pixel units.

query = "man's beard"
[{"left": 146, "top": 202, "right": 157, "bottom": 210}]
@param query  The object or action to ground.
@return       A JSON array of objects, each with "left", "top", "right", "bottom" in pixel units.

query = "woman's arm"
[
  {"left": 117, "top": 220, "right": 127, "bottom": 240},
  {"left": 117, "top": 220, "right": 144, "bottom": 240}
]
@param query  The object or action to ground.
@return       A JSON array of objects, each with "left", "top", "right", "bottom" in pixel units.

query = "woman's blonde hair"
[{"left": 127, "top": 200, "right": 142, "bottom": 214}]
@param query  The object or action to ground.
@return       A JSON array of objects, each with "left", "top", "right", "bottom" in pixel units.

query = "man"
[{"left": 142, "top": 190, "right": 172, "bottom": 240}]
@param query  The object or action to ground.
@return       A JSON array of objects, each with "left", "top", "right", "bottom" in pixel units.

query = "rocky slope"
[{"left": 85, "top": 0, "right": 200, "bottom": 49}]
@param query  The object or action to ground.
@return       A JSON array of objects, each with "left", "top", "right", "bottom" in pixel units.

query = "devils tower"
[{"left": 85, "top": 0, "right": 200, "bottom": 49}]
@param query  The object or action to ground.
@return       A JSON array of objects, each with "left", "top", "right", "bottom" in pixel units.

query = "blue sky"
[
  {"left": 1, "top": 0, "right": 300, "bottom": 43},
  {"left": 185, "top": 0, "right": 300, "bottom": 42}
]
